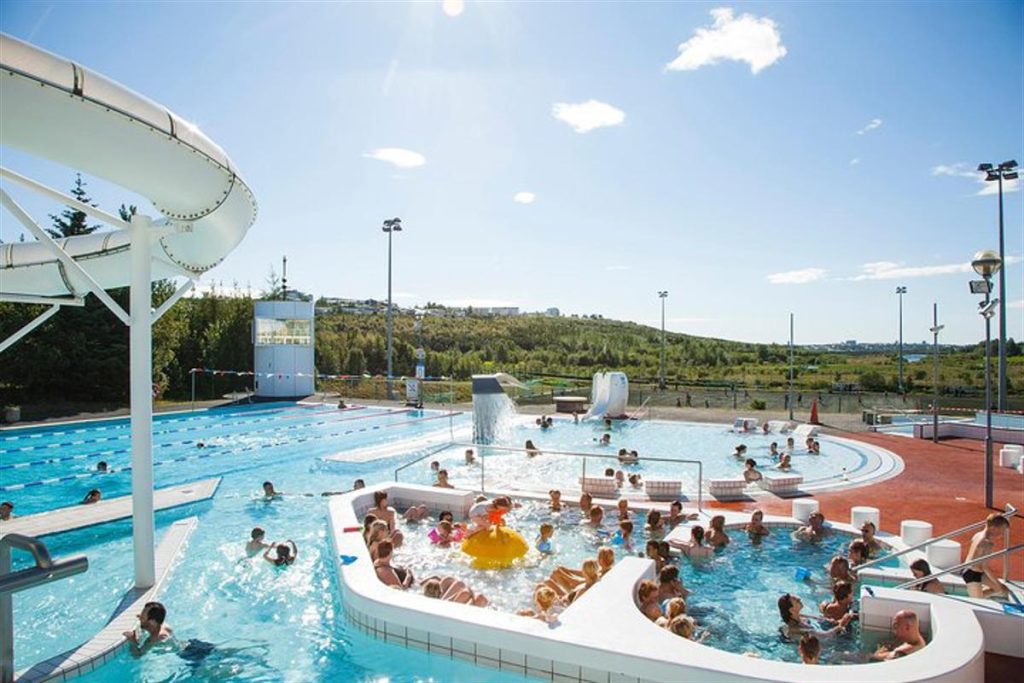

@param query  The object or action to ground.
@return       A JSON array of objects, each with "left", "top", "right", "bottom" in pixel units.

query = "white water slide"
[
  {"left": 585, "top": 371, "right": 629, "bottom": 420},
  {"left": 0, "top": 33, "right": 256, "bottom": 590}
]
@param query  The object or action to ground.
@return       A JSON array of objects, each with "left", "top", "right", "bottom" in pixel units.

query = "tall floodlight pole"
[
  {"left": 658, "top": 291, "right": 668, "bottom": 390},
  {"left": 970, "top": 249, "right": 1002, "bottom": 509},
  {"left": 788, "top": 313, "right": 795, "bottom": 420},
  {"left": 896, "top": 286, "right": 907, "bottom": 394},
  {"left": 930, "top": 303, "right": 944, "bottom": 444},
  {"left": 978, "top": 160, "right": 1018, "bottom": 411},
  {"left": 382, "top": 217, "right": 402, "bottom": 400}
]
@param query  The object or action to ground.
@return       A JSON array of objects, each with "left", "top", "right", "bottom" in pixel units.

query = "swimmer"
[
  {"left": 598, "top": 433, "right": 611, "bottom": 446},
  {"left": 776, "top": 453, "right": 793, "bottom": 471},
  {"left": 628, "top": 473, "right": 643, "bottom": 489},
  {"left": 732, "top": 444, "right": 747, "bottom": 459},
  {"left": 614, "top": 470, "right": 625, "bottom": 488},
  {"left": 666, "top": 615, "right": 710, "bottom": 643},
  {"left": 826, "top": 556, "right": 857, "bottom": 585},
  {"left": 657, "top": 565, "right": 690, "bottom": 602},
  {"left": 403, "top": 504, "right": 430, "bottom": 522},
  {"left": 615, "top": 498, "right": 631, "bottom": 521},
  {"left": 848, "top": 540, "right": 868, "bottom": 567},
  {"left": 604, "top": 467, "right": 616, "bottom": 477},
  {"left": 706, "top": 515, "right": 730, "bottom": 548},
  {"left": 517, "top": 585, "right": 563, "bottom": 623},
  {"left": 433, "top": 469, "right": 454, "bottom": 489},
  {"left": 820, "top": 580, "right": 855, "bottom": 622},
  {"left": 525, "top": 440, "right": 541, "bottom": 457},
  {"left": 97, "top": 461, "right": 109, "bottom": 473},
  {"left": 262, "top": 481, "right": 282, "bottom": 500},
  {"left": 565, "top": 559, "right": 601, "bottom": 604},
  {"left": 583, "top": 505, "right": 605, "bottom": 528},
  {"left": 743, "top": 458, "right": 763, "bottom": 483},
  {"left": 643, "top": 539, "right": 665, "bottom": 573},
  {"left": 548, "top": 489, "right": 564, "bottom": 512},
  {"left": 962, "top": 513, "right": 1010, "bottom": 598},
  {"left": 371, "top": 491, "right": 405, "bottom": 547},
  {"left": 578, "top": 492, "right": 593, "bottom": 513},
  {"left": 671, "top": 525, "right": 713, "bottom": 560},
  {"left": 745, "top": 510, "right": 770, "bottom": 538},
  {"left": 373, "top": 540, "right": 414, "bottom": 589},
  {"left": 785, "top": 437, "right": 795, "bottom": 452},
  {"left": 365, "top": 520, "right": 391, "bottom": 559},
  {"left": 656, "top": 597, "right": 687, "bottom": 627},
  {"left": 799, "top": 634, "right": 820, "bottom": 665},
  {"left": 860, "top": 521, "right": 884, "bottom": 558},
  {"left": 762, "top": 422, "right": 771, "bottom": 435},
  {"left": 769, "top": 442, "right": 780, "bottom": 460},
  {"left": 573, "top": 411, "right": 579, "bottom": 424},
  {"left": 464, "top": 448, "right": 476, "bottom": 465},
  {"left": 778, "top": 593, "right": 854, "bottom": 641},
  {"left": 467, "top": 496, "right": 512, "bottom": 535},
  {"left": 123, "top": 601, "right": 172, "bottom": 657},
  {"left": 805, "top": 436, "right": 815, "bottom": 452},
  {"left": 264, "top": 540, "right": 297, "bottom": 567},
  {"left": 665, "top": 500, "right": 695, "bottom": 528},
  {"left": 337, "top": 398, "right": 347, "bottom": 409},
  {"left": 0, "top": 501, "right": 13, "bottom": 521},
  {"left": 909, "top": 559, "right": 945, "bottom": 595},
  {"left": 604, "top": 417, "right": 613, "bottom": 430},
  {"left": 352, "top": 478, "right": 365, "bottom": 490},
  {"left": 793, "top": 512, "right": 828, "bottom": 542},
  {"left": 617, "top": 520, "right": 635, "bottom": 551},
  {"left": 197, "top": 441, "right": 205, "bottom": 449},
  {"left": 430, "top": 520, "right": 463, "bottom": 546},
  {"left": 421, "top": 575, "right": 488, "bottom": 607},
  {"left": 245, "top": 527, "right": 270, "bottom": 555},
  {"left": 429, "top": 461, "right": 440, "bottom": 474},
  {"left": 596, "top": 547, "right": 616, "bottom": 577},
  {"left": 539, "top": 415, "right": 550, "bottom": 430},
  {"left": 872, "top": 610, "right": 926, "bottom": 660},
  {"left": 618, "top": 449, "right": 638, "bottom": 464},
  {"left": 81, "top": 489, "right": 102, "bottom": 505},
  {"left": 536, "top": 522, "right": 555, "bottom": 554},
  {"left": 637, "top": 580, "right": 663, "bottom": 621},
  {"left": 810, "top": 440, "right": 821, "bottom": 455},
  {"left": 646, "top": 510, "right": 665, "bottom": 538}
]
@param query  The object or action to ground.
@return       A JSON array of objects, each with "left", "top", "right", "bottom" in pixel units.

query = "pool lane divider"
[
  {"left": 0, "top": 407, "right": 411, "bottom": 468},
  {"left": 0, "top": 401, "right": 348, "bottom": 442},
  {"left": 0, "top": 404, "right": 371, "bottom": 453},
  {"left": 0, "top": 412, "right": 463, "bottom": 492}
]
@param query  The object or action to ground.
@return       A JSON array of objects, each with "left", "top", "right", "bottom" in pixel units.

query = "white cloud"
[
  {"left": 605, "top": 265, "right": 630, "bottom": 271},
  {"left": 363, "top": 147, "right": 426, "bottom": 169},
  {"left": 856, "top": 118, "right": 883, "bottom": 135},
  {"left": 767, "top": 268, "right": 827, "bottom": 285},
  {"left": 850, "top": 158, "right": 861, "bottom": 166},
  {"left": 665, "top": 7, "right": 787, "bottom": 74},
  {"left": 931, "top": 162, "right": 1021, "bottom": 196},
  {"left": 551, "top": 100, "right": 625, "bottom": 134},
  {"left": 849, "top": 256, "right": 1022, "bottom": 281},
  {"left": 513, "top": 191, "right": 536, "bottom": 204}
]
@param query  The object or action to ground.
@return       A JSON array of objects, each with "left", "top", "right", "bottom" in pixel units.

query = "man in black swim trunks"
[{"left": 963, "top": 513, "right": 1010, "bottom": 598}]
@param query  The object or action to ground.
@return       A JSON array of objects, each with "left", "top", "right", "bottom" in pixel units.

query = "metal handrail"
[
  {"left": 447, "top": 441, "right": 704, "bottom": 512},
  {"left": 893, "top": 542, "right": 1024, "bottom": 590},
  {"left": 855, "top": 503, "right": 1017, "bottom": 572},
  {"left": 393, "top": 442, "right": 459, "bottom": 482},
  {"left": 1, "top": 534, "right": 88, "bottom": 683}
]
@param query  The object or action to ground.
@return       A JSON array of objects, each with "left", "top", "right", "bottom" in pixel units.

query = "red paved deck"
[{"left": 708, "top": 432, "right": 1024, "bottom": 580}]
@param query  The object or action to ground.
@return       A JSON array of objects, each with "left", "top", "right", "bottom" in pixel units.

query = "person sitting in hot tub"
[
  {"left": 646, "top": 510, "right": 665, "bottom": 539},
  {"left": 581, "top": 505, "right": 605, "bottom": 529},
  {"left": 597, "top": 433, "right": 611, "bottom": 446},
  {"left": 636, "top": 580, "right": 663, "bottom": 621},
  {"left": 793, "top": 512, "right": 829, "bottom": 543},
  {"left": 769, "top": 442, "right": 780, "bottom": 460},
  {"left": 743, "top": 458, "right": 763, "bottom": 483},
  {"left": 548, "top": 489, "right": 564, "bottom": 511},
  {"left": 670, "top": 525, "right": 714, "bottom": 560},
  {"left": 525, "top": 440, "right": 541, "bottom": 458},
  {"left": 778, "top": 593, "right": 854, "bottom": 641},
  {"left": 776, "top": 453, "right": 793, "bottom": 471},
  {"left": 745, "top": 510, "right": 770, "bottom": 538},
  {"left": 706, "top": 515, "right": 730, "bottom": 548},
  {"left": 820, "top": 580, "right": 855, "bottom": 622},
  {"left": 536, "top": 522, "right": 555, "bottom": 554},
  {"left": 627, "top": 473, "right": 643, "bottom": 489},
  {"left": 429, "top": 520, "right": 465, "bottom": 546},
  {"left": 467, "top": 495, "right": 512, "bottom": 535},
  {"left": 518, "top": 586, "right": 563, "bottom": 623},
  {"left": 859, "top": 521, "right": 884, "bottom": 558},
  {"left": 374, "top": 540, "right": 414, "bottom": 589}
]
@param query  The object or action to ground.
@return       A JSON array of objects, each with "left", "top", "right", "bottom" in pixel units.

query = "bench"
[
  {"left": 645, "top": 479, "right": 682, "bottom": 500},
  {"left": 553, "top": 396, "right": 588, "bottom": 414},
  {"left": 708, "top": 478, "right": 748, "bottom": 498},
  {"left": 579, "top": 476, "right": 618, "bottom": 498},
  {"left": 758, "top": 474, "right": 804, "bottom": 495}
]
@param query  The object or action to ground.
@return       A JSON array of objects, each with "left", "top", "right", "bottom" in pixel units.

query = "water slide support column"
[{"left": 130, "top": 214, "right": 156, "bottom": 588}]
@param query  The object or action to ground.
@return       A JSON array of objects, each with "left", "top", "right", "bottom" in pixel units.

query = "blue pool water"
[
  {"left": 1, "top": 404, "right": 891, "bottom": 680},
  {"left": 402, "top": 419, "right": 880, "bottom": 493}
]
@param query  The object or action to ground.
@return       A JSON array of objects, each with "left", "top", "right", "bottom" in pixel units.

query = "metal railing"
[
  {"left": 445, "top": 442, "right": 704, "bottom": 512},
  {"left": 1, "top": 534, "right": 88, "bottom": 683},
  {"left": 894, "top": 542, "right": 1024, "bottom": 591},
  {"left": 855, "top": 503, "right": 1017, "bottom": 580},
  {"left": 393, "top": 442, "right": 461, "bottom": 482},
  {"left": 627, "top": 397, "right": 652, "bottom": 421}
]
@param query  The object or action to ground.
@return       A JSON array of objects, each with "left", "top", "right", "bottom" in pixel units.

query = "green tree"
[{"left": 47, "top": 173, "right": 100, "bottom": 238}]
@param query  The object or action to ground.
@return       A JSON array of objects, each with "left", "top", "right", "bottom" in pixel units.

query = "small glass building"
[{"left": 253, "top": 300, "right": 315, "bottom": 397}]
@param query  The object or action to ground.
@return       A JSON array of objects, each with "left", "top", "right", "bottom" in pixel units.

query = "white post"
[{"left": 130, "top": 214, "right": 156, "bottom": 588}]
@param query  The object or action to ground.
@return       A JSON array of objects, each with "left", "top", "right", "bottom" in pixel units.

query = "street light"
[
  {"left": 978, "top": 160, "right": 1018, "bottom": 411},
  {"left": 970, "top": 249, "right": 1002, "bottom": 509},
  {"left": 382, "top": 217, "right": 402, "bottom": 400},
  {"left": 896, "top": 286, "right": 907, "bottom": 395},
  {"left": 658, "top": 291, "right": 668, "bottom": 390},
  {"left": 929, "top": 303, "right": 944, "bottom": 444}
]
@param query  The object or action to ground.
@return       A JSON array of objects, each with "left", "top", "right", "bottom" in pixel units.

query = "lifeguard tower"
[{"left": 253, "top": 300, "right": 315, "bottom": 398}]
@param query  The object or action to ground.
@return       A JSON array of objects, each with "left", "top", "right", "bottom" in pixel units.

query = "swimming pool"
[{"left": 399, "top": 418, "right": 902, "bottom": 495}]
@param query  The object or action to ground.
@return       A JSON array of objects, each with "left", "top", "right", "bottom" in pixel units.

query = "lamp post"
[
  {"left": 978, "top": 160, "right": 1018, "bottom": 412},
  {"left": 929, "top": 303, "right": 944, "bottom": 444},
  {"left": 658, "top": 291, "right": 668, "bottom": 390},
  {"left": 896, "top": 286, "right": 907, "bottom": 395},
  {"left": 788, "top": 313, "right": 795, "bottom": 421},
  {"left": 382, "top": 217, "right": 402, "bottom": 400},
  {"left": 970, "top": 249, "right": 1002, "bottom": 509}
]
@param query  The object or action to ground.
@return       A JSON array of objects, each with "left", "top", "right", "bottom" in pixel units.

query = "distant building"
[
  {"left": 473, "top": 307, "right": 520, "bottom": 317},
  {"left": 544, "top": 307, "right": 560, "bottom": 317}
]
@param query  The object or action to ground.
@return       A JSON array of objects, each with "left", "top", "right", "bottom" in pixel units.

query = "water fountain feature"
[{"left": 471, "top": 374, "right": 521, "bottom": 444}]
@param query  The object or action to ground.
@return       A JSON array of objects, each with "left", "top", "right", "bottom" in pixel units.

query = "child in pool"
[
  {"left": 517, "top": 586, "right": 563, "bottom": 623},
  {"left": 745, "top": 510, "right": 770, "bottom": 539},
  {"left": 820, "top": 580, "right": 855, "bottom": 622},
  {"left": 548, "top": 489, "right": 564, "bottom": 512},
  {"left": 467, "top": 496, "right": 512, "bottom": 535},
  {"left": 536, "top": 523, "right": 555, "bottom": 554},
  {"left": 646, "top": 510, "right": 665, "bottom": 539},
  {"left": 616, "top": 520, "right": 635, "bottom": 551},
  {"left": 429, "top": 520, "right": 465, "bottom": 546}
]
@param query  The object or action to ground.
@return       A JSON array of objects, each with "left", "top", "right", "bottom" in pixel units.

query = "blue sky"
[{"left": 1, "top": 1, "right": 1021, "bottom": 345}]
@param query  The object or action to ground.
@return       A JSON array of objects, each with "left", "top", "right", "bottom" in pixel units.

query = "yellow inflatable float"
[{"left": 461, "top": 525, "right": 529, "bottom": 569}]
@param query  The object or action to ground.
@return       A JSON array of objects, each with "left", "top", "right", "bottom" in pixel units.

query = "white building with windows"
[{"left": 254, "top": 300, "right": 315, "bottom": 397}]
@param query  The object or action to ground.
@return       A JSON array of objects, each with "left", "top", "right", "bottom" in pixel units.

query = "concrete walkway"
[
  {"left": 0, "top": 478, "right": 219, "bottom": 538},
  {"left": 15, "top": 516, "right": 198, "bottom": 683}
]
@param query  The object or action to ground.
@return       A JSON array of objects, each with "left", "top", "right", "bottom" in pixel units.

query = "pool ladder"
[{"left": 0, "top": 534, "right": 88, "bottom": 683}]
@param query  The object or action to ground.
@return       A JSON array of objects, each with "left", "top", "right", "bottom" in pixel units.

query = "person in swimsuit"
[
  {"left": 81, "top": 489, "right": 102, "bottom": 505},
  {"left": 517, "top": 585, "right": 563, "bottom": 623},
  {"left": 373, "top": 540, "right": 414, "bottom": 589},
  {"left": 264, "top": 540, "right": 297, "bottom": 566},
  {"left": 860, "top": 521, "right": 884, "bottom": 557},
  {"left": 847, "top": 540, "right": 868, "bottom": 568},
  {"left": 962, "top": 513, "right": 1010, "bottom": 598},
  {"left": 433, "top": 469, "right": 454, "bottom": 489},
  {"left": 421, "top": 576, "right": 488, "bottom": 606},
  {"left": 646, "top": 510, "right": 665, "bottom": 539},
  {"left": 637, "top": 579, "right": 663, "bottom": 621},
  {"left": 819, "top": 580, "right": 855, "bottom": 622},
  {"left": 872, "top": 610, "right": 926, "bottom": 660},
  {"left": 525, "top": 440, "right": 541, "bottom": 457},
  {"left": 743, "top": 459, "right": 763, "bottom": 483},
  {"left": 0, "top": 501, "right": 13, "bottom": 521},
  {"left": 776, "top": 454, "right": 793, "bottom": 471},
  {"left": 261, "top": 481, "right": 282, "bottom": 500},
  {"left": 799, "top": 634, "right": 820, "bottom": 665},
  {"left": 666, "top": 615, "right": 710, "bottom": 643},
  {"left": 671, "top": 525, "right": 714, "bottom": 560},
  {"left": 793, "top": 512, "right": 828, "bottom": 542},
  {"left": 464, "top": 448, "right": 476, "bottom": 465},
  {"left": 578, "top": 492, "right": 593, "bottom": 514},
  {"left": 245, "top": 527, "right": 270, "bottom": 556},
  {"left": 536, "top": 523, "right": 555, "bottom": 554},
  {"left": 778, "top": 593, "right": 854, "bottom": 641},
  {"left": 909, "top": 559, "right": 945, "bottom": 595},
  {"left": 371, "top": 490, "right": 405, "bottom": 547},
  {"left": 706, "top": 515, "right": 730, "bottom": 548},
  {"left": 96, "top": 461, "right": 109, "bottom": 473},
  {"left": 656, "top": 597, "right": 687, "bottom": 627},
  {"left": 745, "top": 510, "right": 770, "bottom": 539},
  {"left": 123, "top": 601, "right": 173, "bottom": 657},
  {"left": 657, "top": 565, "right": 690, "bottom": 602},
  {"left": 665, "top": 500, "right": 698, "bottom": 527}
]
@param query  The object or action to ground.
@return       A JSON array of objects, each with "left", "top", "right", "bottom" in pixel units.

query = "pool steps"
[{"left": 14, "top": 516, "right": 198, "bottom": 683}]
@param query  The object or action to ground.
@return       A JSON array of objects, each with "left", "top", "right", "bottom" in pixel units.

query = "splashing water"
[{"left": 472, "top": 393, "right": 517, "bottom": 444}]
